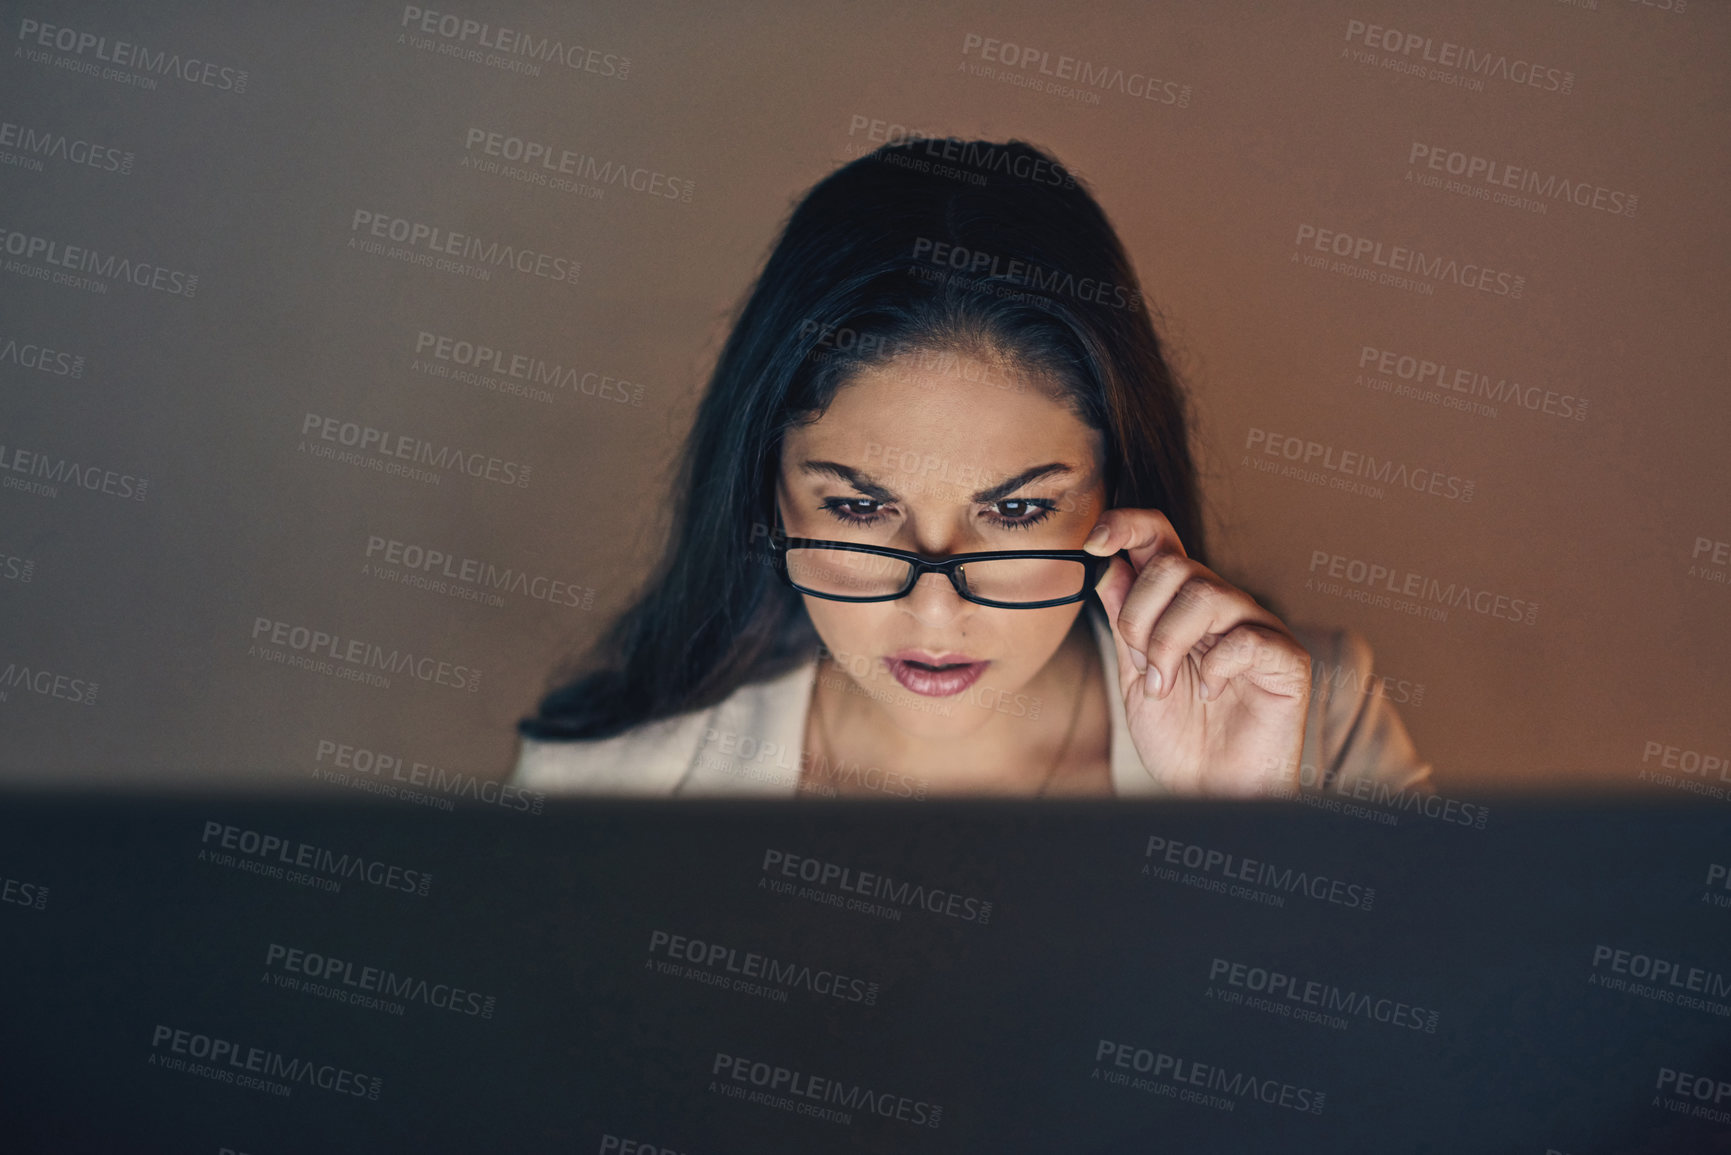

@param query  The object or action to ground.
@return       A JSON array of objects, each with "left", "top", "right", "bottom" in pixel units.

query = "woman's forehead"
[{"left": 784, "top": 355, "right": 1103, "bottom": 489}]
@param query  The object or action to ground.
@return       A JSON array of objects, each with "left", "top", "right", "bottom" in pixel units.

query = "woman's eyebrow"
[
  {"left": 799, "top": 460, "right": 897, "bottom": 501},
  {"left": 800, "top": 459, "right": 1076, "bottom": 503},
  {"left": 971, "top": 463, "right": 1074, "bottom": 503}
]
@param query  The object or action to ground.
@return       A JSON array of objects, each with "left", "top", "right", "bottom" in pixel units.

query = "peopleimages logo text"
[
  {"left": 1145, "top": 834, "right": 1374, "bottom": 909},
  {"left": 0, "top": 225, "right": 196, "bottom": 296},
  {"left": 712, "top": 1052, "right": 942, "bottom": 1128},
  {"left": 1208, "top": 957, "right": 1440, "bottom": 1031},
  {"left": 463, "top": 129, "right": 692, "bottom": 201},
  {"left": 315, "top": 738, "right": 545, "bottom": 815},
  {"left": 1293, "top": 224, "right": 1523, "bottom": 297},
  {"left": 413, "top": 330, "right": 642, "bottom": 404},
  {"left": 266, "top": 943, "right": 496, "bottom": 1017},
  {"left": 350, "top": 210, "right": 580, "bottom": 284},
  {"left": 1308, "top": 550, "right": 1539, "bottom": 625},
  {"left": 1358, "top": 345, "right": 1587, "bottom": 421},
  {"left": 1408, "top": 142, "right": 1634, "bottom": 216},
  {"left": 0, "top": 120, "right": 133, "bottom": 174},
  {"left": 399, "top": 6, "right": 629, "bottom": 78},
  {"left": 911, "top": 236, "right": 1141, "bottom": 311},
  {"left": 0, "top": 333, "right": 85, "bottom": 377},
  {"left": 149, "top": 1025, "right": 380, "bottom": 1098},
  {"left": 16, "top": 19, "right": 249, "bottom": 92},
  {"left": 0, "top": 660, "right": 98, "bottom": 705},
  {"left": 0, "top": 443, "right": 147, "bottom": 500},
  {"left": 650, "top": 929, "right": 879, "bottom": 1004},
  {"left": 365, "top": 536, "right": 589, "bottom": 608},
  {"left": 301, "top": 413, "right": 531, "bottom": 487},
  {"left": 761, "top": 849, "right": 992, "bottom": 922},
  {"left": 961, "top": 33, "right": 1190, "bottom": 106},
  {"left": 1094, "top": 1038, "right": 1326, "bottom": 1114},
  {"left": 1343, "top": 18, "right": 1572, "bottom": 94},
  {"left": 200, "top": 821, "right": 432, "bottom": 895},
  {"left": 251, "top": 616, "right": 483, "bottom": 693}
]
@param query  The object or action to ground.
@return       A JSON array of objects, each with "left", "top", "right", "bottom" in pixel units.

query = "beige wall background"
[{"left": 2, "top": 0, "right": 1726, "bottom": 796}]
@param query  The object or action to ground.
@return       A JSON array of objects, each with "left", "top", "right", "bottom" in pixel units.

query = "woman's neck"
[{"left": 799, "top": 614, "right": 1113, "bottom": 797}]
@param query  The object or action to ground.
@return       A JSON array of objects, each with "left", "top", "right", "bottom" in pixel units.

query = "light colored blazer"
[{"left": 509, "top": 609, "right": 1433, "bottom": 798}]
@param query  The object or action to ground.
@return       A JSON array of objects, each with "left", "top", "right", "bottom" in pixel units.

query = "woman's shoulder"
[
  {"left": 510, "top": 707, "right": 717, "bottom": 795},
  {"left": 507, "top": 658, "right": 819, "bottom": 795},
  {"left": 1285, "top": 622, "right": 1435, "bottom": 797}
]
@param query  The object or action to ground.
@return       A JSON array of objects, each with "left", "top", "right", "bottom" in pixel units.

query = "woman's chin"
[{"left": 879, "top": 693, "right": 1004, "bottom": 741}]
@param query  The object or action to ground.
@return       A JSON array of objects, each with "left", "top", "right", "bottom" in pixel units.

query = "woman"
[{"left": 510, "top": 138, "right": 1432, "bottom": 800}]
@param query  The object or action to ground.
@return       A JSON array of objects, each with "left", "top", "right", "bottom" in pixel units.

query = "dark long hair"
[{"left": 519, "top": 138, "right": 1207, "bottom": 741}]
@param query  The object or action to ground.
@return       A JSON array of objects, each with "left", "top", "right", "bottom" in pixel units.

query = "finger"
[
  {"left": 1143, "top": 575, "right": 1282, "bottom": 701},
  {"left": 1092, "top": 554, "right": 1149, "bottom": 696},
  {"left": 1082, "top": 507, "right": 1188, "bottom": 572},
  {"left": 1194, "top": 622, "right": 1310, "bottom": 706},
  {"left": 1112, "top": 552, "right": 1206, "bottom": 694},
  {"left": 1085, "top": 508, "right": 1191, "bottom": 689}
]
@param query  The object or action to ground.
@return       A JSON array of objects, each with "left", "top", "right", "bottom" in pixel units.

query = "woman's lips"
[{"left": 885, "top": 653, "right": 988, "bottom": 697}]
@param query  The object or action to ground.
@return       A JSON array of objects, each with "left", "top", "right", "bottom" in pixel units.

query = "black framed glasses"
[{"left": 768, "top": 535, "right": 1113, "bottom": 609}]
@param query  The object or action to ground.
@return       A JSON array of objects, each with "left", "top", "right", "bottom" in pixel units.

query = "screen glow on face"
[{"left": 776, "top": 350, "right": 1109, "bottom": 738}]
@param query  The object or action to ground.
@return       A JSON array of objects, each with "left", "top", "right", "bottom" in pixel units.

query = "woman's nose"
[{"left": 900, "top": 570, "right": 969, "bottom": 625}]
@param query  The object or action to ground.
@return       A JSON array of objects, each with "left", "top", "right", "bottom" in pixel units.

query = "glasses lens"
[
  {"left": 786, "top": 547, "right": 914, "bottom": 598},
  {"left": 956, "top": 558, "right": 1088, "bottom": 604}
]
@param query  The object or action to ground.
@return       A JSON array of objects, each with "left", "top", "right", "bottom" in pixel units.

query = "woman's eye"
[
  {"left": 989, "top": 498, "right": 1055, "bottom": 528},
  {"left": 823, "top": 498, "right": 887, "bottom": 522}
]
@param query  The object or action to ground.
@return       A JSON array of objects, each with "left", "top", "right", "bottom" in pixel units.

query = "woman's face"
[{"left": 775, "top": 349, "right": 1109, "bottom": 739}]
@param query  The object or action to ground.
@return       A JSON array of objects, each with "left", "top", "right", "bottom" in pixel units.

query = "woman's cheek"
[{"left": 805, "top": 600, "right": 884, "bottom": 676}]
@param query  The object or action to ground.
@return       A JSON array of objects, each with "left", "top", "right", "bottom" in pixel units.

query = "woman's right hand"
[{"left": 1085, "top": 507, "right": 1311, "bottom": 797}]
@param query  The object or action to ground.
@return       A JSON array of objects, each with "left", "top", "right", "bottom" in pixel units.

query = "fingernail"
[
  {"left": 1198, "top": 680, "right": 1210, "bottom": 701},
  {"left": 1085, "top": 524, "right": 1108, "bottom": 549},
  {"left": 1129, "top": 648, "right": 1147, "bottom": 673},
  {"left": 1146, "top": 665, "right": 1161, "bottom": 695}
]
